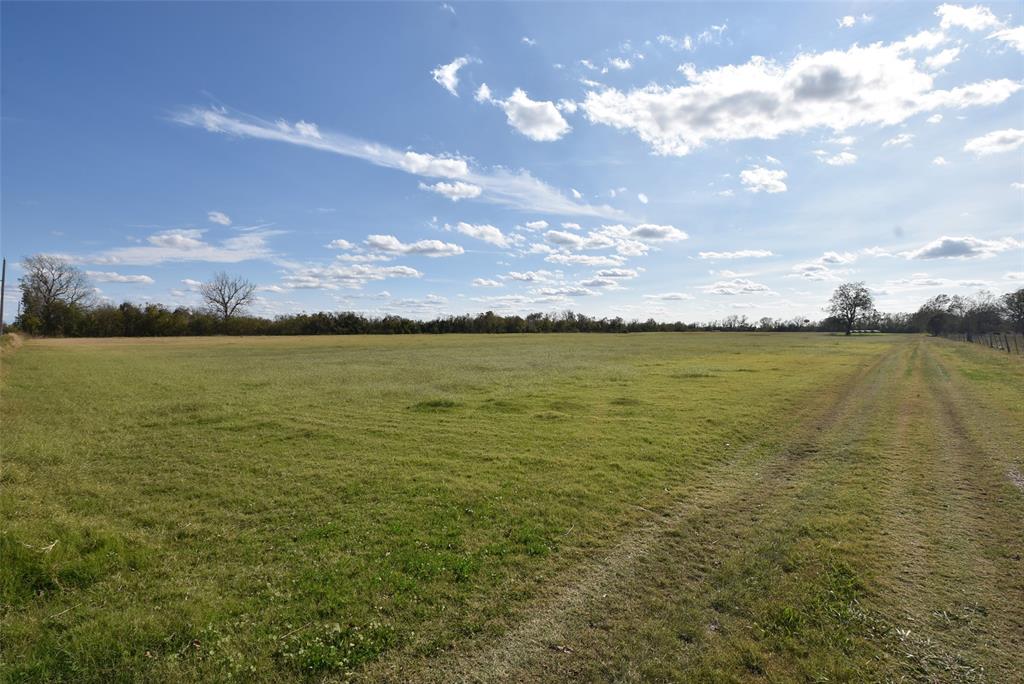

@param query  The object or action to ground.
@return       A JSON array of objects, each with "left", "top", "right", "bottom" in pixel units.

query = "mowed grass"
[{"left": 1, "top": 333, "right": 1021, "bottom": 682}]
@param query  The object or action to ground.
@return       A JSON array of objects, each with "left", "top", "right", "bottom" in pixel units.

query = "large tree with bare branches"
[
  {"left": 199, "top": 272, "right": 256, "bottom": 320},
  {"left": 17, "top": 255, "right": 94, "bottom": 334}
]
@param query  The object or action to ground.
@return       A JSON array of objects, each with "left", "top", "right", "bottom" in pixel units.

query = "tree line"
[{"left": 8, "top": 255, "right": 1024, "bottom": 337}]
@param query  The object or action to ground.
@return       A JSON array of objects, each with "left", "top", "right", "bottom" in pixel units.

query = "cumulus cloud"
[
  {"left": 925, "top": 47, "right": 961, "bottom": 70},
  {"left": 506, "top": 270, "right": 557, "bottom": 282},
  {"left": 545, "top": 253, "right": 625, "bottom": 267},
  {"left": 740, "top": 166, "right": 788, "bottom": 193},
  {"left": 643, "top": 292, "right": 694, "bottom": 300},
  {"left": 472, "top": 278, "right": 503, "bottom": 287},
  {"left": 927, "top": 114, "right": 944, "bottom": 123},
  {"left": 903, "top": 235, "right": 1023, "bottom": 259},
  {"left": 207, "top": 211, "right": 231, "bottom": 226},
  {"left": 815, "top": 149, "right": 858, "bottom": 166},
  {"left": 524, "top": 220, "right": 550, "bottom": 230},
  {"left": 174, "top": 106, "right": 621, "bottom": 218},
  {"left": 85, "top": 271, "right": 155, "bottom": 284},
  {"left": 522, "top": 36, "right": 537, "bottom": 46},
  {"left": 637, "top": 192, "right": 649, "bottom": 204},
  {"left": 418, "top": 180, "right": 483, "bottom": 201},
  {"left": 883, "top": 132, "right": 915, "bottom": 147},
  {"left": 698, "top": 249, "right": 774, "bottom": 259},
  {"left": 963, "top": 128, "right": 1024, "bottom": 155},
  {"left": 935, "top": 3, "right": 1000, "bottom": 31},
  {"left": 432, "top": 56, "right": 475, "bottom": 96},
  {"left": 479, "top": 86, "right": 572, "bottom": 141},
  {"left": 702, "top": 278, "right": 772, "bottom": 295},
  {"left": 365, "top": 234, "right": 464, "bottom": 257},
  {"left": 609, "top": 57, "right": 632, "bottom": 70},
  {"left": 452, "top": 222, "right": 511, "bottom": 247},
  {"left": 932, "top": 155, "right": 950, "bottom": 165},
  {"left": 327, "top": 239, "right": 355, "bottom": 249},
  {"left": 580, "top": 32, "right": 1019, "bottom": 156},
  {"left": 280, "top": 263, "right": 422, "bottom": 290}
]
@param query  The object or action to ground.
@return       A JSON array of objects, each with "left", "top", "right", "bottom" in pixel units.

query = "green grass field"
[{"left": 2, "top": 333, "right": 1022, "bottom": 682}]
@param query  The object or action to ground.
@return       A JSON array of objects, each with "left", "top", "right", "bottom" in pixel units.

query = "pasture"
[{"left": 1, "top": 333, "right": 1022, "bottom": 682}]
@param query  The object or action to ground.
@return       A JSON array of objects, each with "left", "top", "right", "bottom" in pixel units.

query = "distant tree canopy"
[
  {"left": 826, "top": 282, "right": 875, "bottom": 335},
  {"left": 912, "top": 289, "right": 1024, "bottom": 338},
  {"left": 8, "top": 256, "right": 1023, "bottom": 338}
]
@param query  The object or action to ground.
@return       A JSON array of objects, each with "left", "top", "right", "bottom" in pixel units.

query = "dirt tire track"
[{"left": 367, "top": 341, "right": 908, "bottom": 683}]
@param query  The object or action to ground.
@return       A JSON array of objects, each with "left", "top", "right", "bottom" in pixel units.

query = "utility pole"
[{"left": 0, "top": 257, "right": 6, "bottom": 335}]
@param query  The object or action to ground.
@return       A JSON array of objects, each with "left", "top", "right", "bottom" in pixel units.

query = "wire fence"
[{"left": 941, "top": 332, "right": 1024, "bottom": 355}]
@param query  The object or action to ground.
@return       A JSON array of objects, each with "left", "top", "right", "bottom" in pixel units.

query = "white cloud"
[
  {"left": 85, "top": 271, "right": 155, "bottom": 284},
  {"left": 556, "top": 99, "right": 578, "bottom": 114},
  {"left": 883, "top": 132, "right": 915, "bottom": 147},
  {"left": 989, "top": 26, "right": 1024, "bottom": 52},
  {"left": 432, "top": 56, "right": 475, "bottom": 96},
  {"left": 828, "top": 134, "right": 857, "bottom": 145},
  {"left": 838, "top": 16, "right": 857, "bottom": 28},
  {"left": 281, "top": 263, "right": 422, "bottom": 290},
  {"left": 506, "top": 270, "right": 557, "bottom": 282},
  {"left": 452, "top": 222, "right": 511, "bottom": 247},
  {"left": 1012, "top": 181, "right": 1024, "bottom": 190},
  {"left": 440, "top": 3, "right": 455, "bottom": 15},
  {"left": 643, "top": 292, "right": 694, "bottom": 300},
  {"left": 903, "top": 235, "right": 1022, "bottom": 259},
  {"left": 702, "top": 278, "right": 772, "bottom": 295},
  {"left": 78, "top": 228, "right": 276, "bottom": 266},
  {"left": 561, "top": 222, "right": 581, "bottom": 230},
  {"left": 595, "top": 268, "right": 638, "bottom": 279},
  {"left": 474, "top": 83, "right": 492, "bottom": 103},
  {"left": 932, "top": 155, "right": 950, "bottom": 166},
  {"left": 580, "top": 33, "right": 1019, "bottom": 156},
  {"left": 545, "top": 253, "right": 625, "bottom": 267},
  {"left": 637, "top": 192, "right": 649, "bottom": 204},
  {"left": 365, "top": 234, "right": 464, "bottom": 257},
  {"left": 327, "top": 239, "right": 355, "bottom": 249},
  {"left": 925, "top": 47, "right": 961, "bottom": 70},
  {"left": 418, "top": 180, "right": 483, "bottom": 201},
  {"left": 207, "top": 211, "right": 231, "bottom": 226},
  {"left": 609, "top": 57, "right": 632, "bottom": 70},
  {"left": 936, "top": 3, "right": 1000, "bottom": 31},
  {"left": 175, "top": 107, "right": 621, "bottom": 218},
  {"left": 524, "top": 220, "right": 549, "bottom": 230},
  {"left": 487, "top": 87, "right": 572, "bottom": 141},
  {"left": 628, "top": 223, "right": 688, "bottom": 241},
  {"left": 963, "top": 128, "right": 1024, "bottom": 155},
  {"left": 571, "top": 188, "right": 583, "bottom": 199},
  {"left": 472, "top": 278, "right": 503, "bottom": 287},
  {"left": 927, "top": 113, "right": 944, "bottom": 123},
  {"left": 536, "top": 285, "right": 598, "bottom": 297},
  {"left": 544, "top": 229, "right": 615, "bottom": 250},
  {"left": 522, "top": 36, "right": 537, "bottom": 46},
  {"left": 740, "top": 166, "right": 788, "bottom": 193},
  {"left": 815, "top": 149, "right": 858, "bottom": 166},
  {"left": 698, "top": 249, "right": 774, "bottom": 259},
  {"left": 658, "top": 34, "right": 694, "bottom": 52}
]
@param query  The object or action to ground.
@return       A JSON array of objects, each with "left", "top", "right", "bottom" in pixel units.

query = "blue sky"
[{"left": 2, "top": 1, "right": 1022, "bottom": 322}]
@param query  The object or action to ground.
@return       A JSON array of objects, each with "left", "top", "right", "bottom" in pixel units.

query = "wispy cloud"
[
  {"left": 173, "top": 106, "right": 623, "bottom": 219},
  {"left": 71, "top": 228, "right": 278, "bottom": 266}
]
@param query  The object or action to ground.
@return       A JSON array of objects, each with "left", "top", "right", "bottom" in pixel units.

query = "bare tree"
[
  {"left": 199, "top": 272, "right": 256, "bottom": 320},
  {"left": 18, "top": 255, "right": 95, "bottom": 334},
  {"left": 826, "top": 282, "right": 874, "bottom": 335}
]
